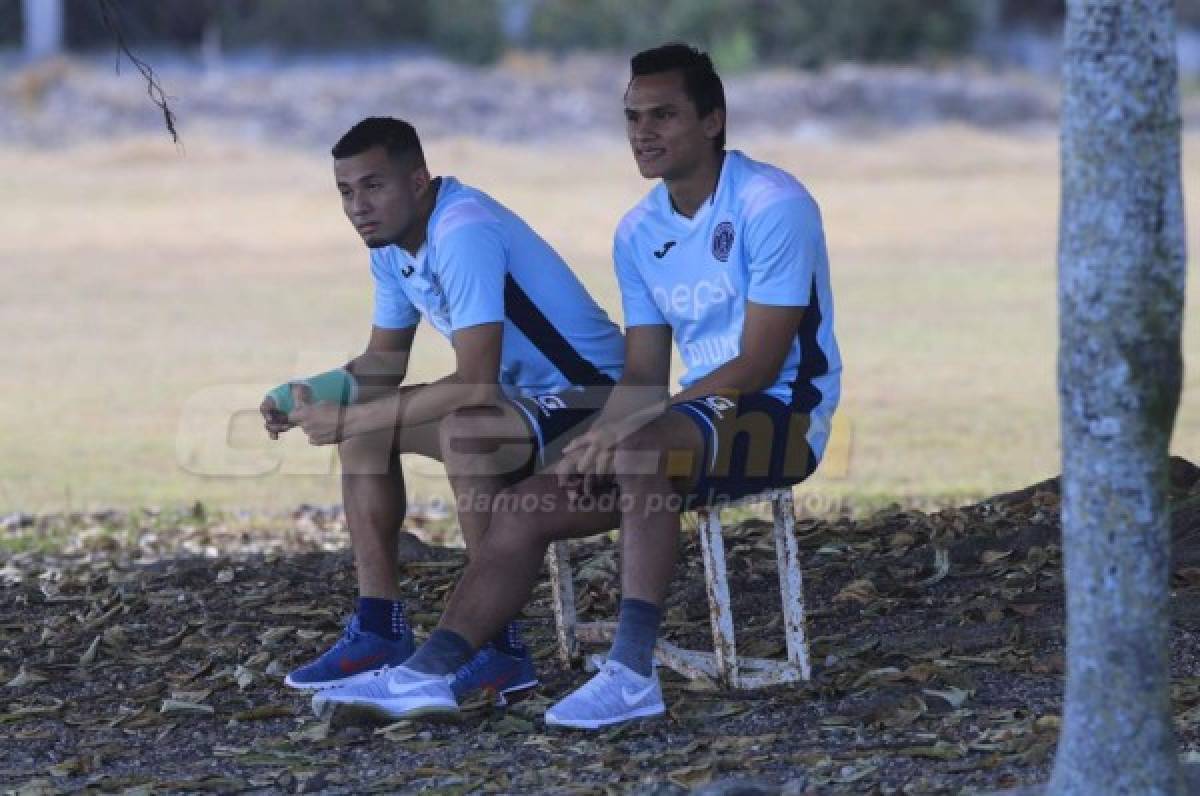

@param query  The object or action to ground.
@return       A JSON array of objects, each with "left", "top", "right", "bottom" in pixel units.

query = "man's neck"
[
  {"left": 398, "top": 176, "right": 441, "bottom": 256},
  {"left": 665, "top": 150, "right": 725, "bottom": 219}
]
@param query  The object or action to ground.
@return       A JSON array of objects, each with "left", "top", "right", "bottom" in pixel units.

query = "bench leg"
[
  {"left": 772, "top": 491, "right": 812, "bottom": 680},
  {"left": 697, "top": 508, "right": 739, "bottom": 687},
  {"left": 546, "top": 540, "right": 578, "bottom": 667}
]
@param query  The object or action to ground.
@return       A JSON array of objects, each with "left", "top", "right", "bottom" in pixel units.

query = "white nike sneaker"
[
  {"left": 311, "top": 665, "right": 458, "bottom": 722},
  {"left": 544, "top": 660, "right": 665, "bottom": 730}
]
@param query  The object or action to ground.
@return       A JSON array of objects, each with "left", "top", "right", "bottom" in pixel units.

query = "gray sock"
[
  {"left": 608, "top": 598, "right": 662, "bottom": 677},
  {"left": 404, "top": 628, "right": 475, "bottom": 676}
]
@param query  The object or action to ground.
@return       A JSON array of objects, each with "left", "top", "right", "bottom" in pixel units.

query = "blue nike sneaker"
[
  {"left": 449, "top": 645, "right": 539, "bottom": 706},
  {"left": 285, "top": 615, "right": 414, "bottom": 690}
]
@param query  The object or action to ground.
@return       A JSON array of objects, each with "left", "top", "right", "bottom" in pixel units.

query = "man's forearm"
[
  {"left": 345, "top": 375, "right": 499, "bottom": 437},
  {"left": 671, "top": 355, "right": 771, "bottom": 404},
  {"left": 586, "top": 380, "right": 669, "bottom": 442},
  {"left": 345, "top": 350, "right": 409, "bottom": 403}
]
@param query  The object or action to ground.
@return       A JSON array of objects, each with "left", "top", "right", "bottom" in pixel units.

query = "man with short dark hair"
[
  {"left": 265, "top": 117, "right": 623, "bottom": 702},
  {"left": 316, "top": 44, "right": 841, "bottom": 730}
]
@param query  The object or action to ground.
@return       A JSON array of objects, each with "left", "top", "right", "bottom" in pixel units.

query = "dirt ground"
[{"left": 4, "top": 461, "right": 1200, "bottom": 794}]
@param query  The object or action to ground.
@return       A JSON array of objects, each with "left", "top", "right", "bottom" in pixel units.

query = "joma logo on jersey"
[{"left": 651, "top": 271, "right": 737, "bottom": 321}]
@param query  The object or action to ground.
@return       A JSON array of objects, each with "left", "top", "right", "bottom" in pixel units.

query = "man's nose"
[
  {"left": 631, "top": 116, "right": 656, "bottom": 137},
  {"left": 350, "top": 193, "right": 372, "bottom": 217}
]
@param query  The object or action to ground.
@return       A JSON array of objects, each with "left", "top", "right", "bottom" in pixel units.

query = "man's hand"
[
  {"left": 556, "top": 426, "right": 619, "bottom": 497},
  {"left": 287, "top": 384, "right": 349, "bottom": 446},
  {"left": 260, "top": 394, "right": 294, "bottom": 440}
]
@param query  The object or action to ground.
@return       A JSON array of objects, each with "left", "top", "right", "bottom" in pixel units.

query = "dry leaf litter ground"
[{"left": 5, "top": 460, "right": 1200, "bottom": 794}]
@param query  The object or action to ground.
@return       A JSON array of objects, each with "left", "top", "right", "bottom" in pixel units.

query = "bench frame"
[{"left": 545, "top": 488, "right": 812, "bottom": 689}]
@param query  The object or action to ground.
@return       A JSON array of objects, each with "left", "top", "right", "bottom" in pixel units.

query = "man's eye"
[{"left": 367, "top": 182, "right": 382, "bottom": 190}]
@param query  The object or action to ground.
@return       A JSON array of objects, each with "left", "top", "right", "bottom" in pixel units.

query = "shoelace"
[
  {"left": 570, "top": 663, "right": 619, "bottom": 700},
  {"left": 326, "top": 618, "right": 361, "bottom": 654}
]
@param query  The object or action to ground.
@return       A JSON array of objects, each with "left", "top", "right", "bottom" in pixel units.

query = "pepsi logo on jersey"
[{"left": 651, "top": 271, "right": 737, "bottom": 322}]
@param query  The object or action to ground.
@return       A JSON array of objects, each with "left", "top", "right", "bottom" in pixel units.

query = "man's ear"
[
  {"left": 703, "top": 108, "right": 725, "bottom": 143},
  {"left": 410, "top": 164, "right": 432, "bottom": 196}
]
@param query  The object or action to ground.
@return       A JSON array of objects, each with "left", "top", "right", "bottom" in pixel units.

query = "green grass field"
[{"left": 3, "top": 127, "right": 1199, "bottom": 515}]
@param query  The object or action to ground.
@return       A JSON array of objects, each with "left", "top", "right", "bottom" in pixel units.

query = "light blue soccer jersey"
[
  {"left": 370, "top": 177, "right": 623, "bottom": 397},
  {"left": 613, "top": 150, "right": 842, "bottom": 458}
]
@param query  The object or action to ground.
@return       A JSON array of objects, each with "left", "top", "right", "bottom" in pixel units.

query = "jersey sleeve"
[
  {"left": 434, "top": 218, "right": 508, "bottom": 331},
  {"left": 369, "top": 250, "right": 420, "bottom": 329},
  {"left": 744, "top": 194, "right": 827, "bottom": 307},
  {"left": 613, "top": 236, "right": 667, "bottom": 327}
]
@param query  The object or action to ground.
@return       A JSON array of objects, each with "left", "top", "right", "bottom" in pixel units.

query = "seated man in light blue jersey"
[
  {"left": 262, "top": 117, "right": 623, "bottom": 703},
  {"left": 315, "top": 44, "right": 841, "bottom": 729}
]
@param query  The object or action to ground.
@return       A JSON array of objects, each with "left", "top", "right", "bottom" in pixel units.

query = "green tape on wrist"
[
  {"left": 307, "top": 368, "right": 359, "bottom": 405},
  {"left": 266, "top": 382, "right": 295, "bottom": 414},
  {"left": 265, "top": 368, "right": 358, "bottom": 415}
]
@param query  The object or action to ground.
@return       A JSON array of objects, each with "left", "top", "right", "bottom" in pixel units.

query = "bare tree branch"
[{"left": 95, "top": 0, "right": 180, "bottom": 144}]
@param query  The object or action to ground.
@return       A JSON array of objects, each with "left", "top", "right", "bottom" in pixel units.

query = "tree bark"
[{"left": 1049, "top": 1, "right": 1187, "bottom": 794}]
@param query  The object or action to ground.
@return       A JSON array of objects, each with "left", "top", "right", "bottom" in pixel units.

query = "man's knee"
[
  {"left": 612, "top": 415, "right": 703, "bottom": 499},
  {"left": 439, "top": 406, "right": 533, "bottom": 479},
  {"left": 337, "top": 428, "right": 399, "bottom": 476},
  {"left": 477, "top": 508, "right": 547, "bottom": 562},
  {"left": 612, "top": 422, "right": 673, "bottom": 485}
]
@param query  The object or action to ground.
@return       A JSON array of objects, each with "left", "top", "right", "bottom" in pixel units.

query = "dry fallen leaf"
[
  {"left": 5, "top": 666, "right": 48, "bottom": 688},
  {"left": 78, "top": 635, "right": 101, "bottom": 665},
  {"left": 234, "top": 665, "right": 255, "bottom": 690},
  {"left": 159, "top": 699, "right": 214, "bottom": 716},
  {"left": 897, "top": 741, "right": 966, "bottom": 760},
  {"left": 924, "top": 686, "right": 971, "bottom": 709},
  {"left": 258, "top": 627, "right": 293, "bottom": 645},
  {"left": 668, "top": 760, "right": 714, "bottom": 788},
  {"left": 230, "top": 705, "right": 294, "bottom": 722},
  {"left": 833, "top": 578, "right": 878, "bottom": 604},
  {"left": 287, "top": 721, "right": 330, "bottom": 742}
]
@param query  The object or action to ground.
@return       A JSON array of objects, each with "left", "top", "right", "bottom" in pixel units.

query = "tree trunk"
[
  {"left": 22, "top": 0, "right": 63, "bottom": 61},
  {"left": 1049, "top": 1, "right": 1187, "bottom": 794}
]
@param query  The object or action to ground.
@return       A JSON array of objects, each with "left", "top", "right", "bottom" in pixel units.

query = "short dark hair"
[
  {"left": 332, "top": 117, "right": 426, "bottom": 168},
  {"left": 629, "top": 42, "right": 726, "bottom": 150}
]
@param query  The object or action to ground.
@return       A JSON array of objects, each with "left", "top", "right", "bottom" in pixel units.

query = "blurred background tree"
[{"left": 1, "top": 0, "right": 1165, "bottom": 69}]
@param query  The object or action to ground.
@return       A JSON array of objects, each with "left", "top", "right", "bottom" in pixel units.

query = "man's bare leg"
[
  {"left": 438, "top": 404, "right": 538, "bottom": 553},
  {"left": 611, "top": 410, "right": 704, "bottom": 605},
  {"left": 341, "top": 395, "right": 533, "bottom": 599},
  {"left": 286, "top": 413, "right": 442, "bottom": 688},
  {"left": 438, "top": 473, "right": 619, "bottom": 648},
  {"left": 339, "top": 420, "right": 441, "bottom": 599},
  {"left": 313, "top": 413, "right": 698, "bottom": 710},
  {"left": 435, "top": 410, "right": 702, "bottom": 649}
]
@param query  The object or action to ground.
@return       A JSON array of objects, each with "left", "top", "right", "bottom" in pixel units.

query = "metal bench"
[{"left": 545, "top": 488, "right": 812, "bottom": 689}]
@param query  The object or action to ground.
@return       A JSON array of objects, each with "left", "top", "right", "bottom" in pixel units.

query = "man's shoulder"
[
  {"left": 727, "top": 151, "right": 816, "bottom": 222},
  {"left": 368, "top": 244, "right": 397, "bottom": 274},
  {"left": 614, "top": 185, "right": 664, "bottom": 250},
  {"left": 429, "top": 179, "right": 503, "bottom": 249}
]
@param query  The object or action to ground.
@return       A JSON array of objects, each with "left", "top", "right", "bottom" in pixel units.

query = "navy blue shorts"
[
  {"left": 671, "top": 392, "right": 818, "bottom": 509},
  {"left": 509, "top": 385, "right": 613, "bottom": 471}
]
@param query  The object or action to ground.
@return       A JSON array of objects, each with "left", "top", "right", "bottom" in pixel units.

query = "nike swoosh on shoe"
[
  {"left": 337, "top": 652, "right": 390, "bottom": 674},
  {"left": 386, "top": 672, "right": 446, "bottom": 696},
  {"left": 621, "top": 683, "right": 657, "bottom": 706}
]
